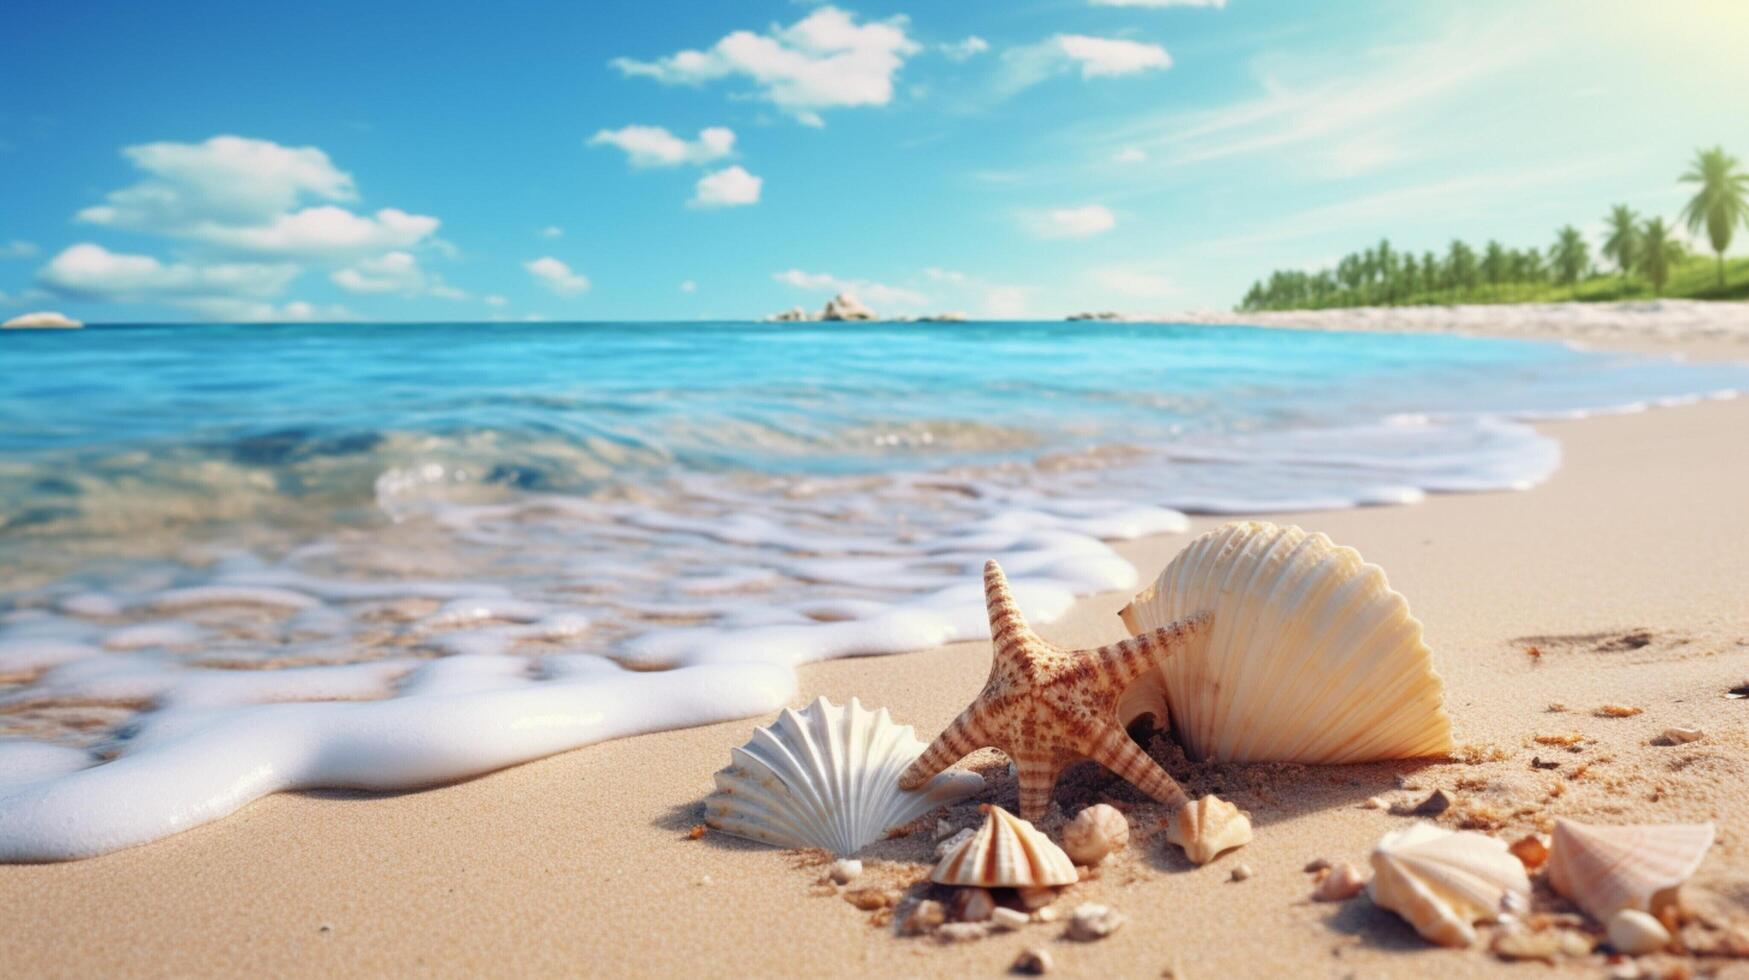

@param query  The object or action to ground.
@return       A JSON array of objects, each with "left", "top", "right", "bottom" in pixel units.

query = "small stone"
[
  {"left": 899, "top": 899, "right": 947, "bottom": 936},
  {"left": 318, "top": 923, "right": 333, "bottom": 934},
  {"left": 1311, "top": 861, "right": 1366, "bottom": 901},
  {"left": 949, "top": 887, "right": 995, "bottom": 923},
  {"left": 934, "top": 819, "right": 955, "bottom": 840},
  {"left": 934, "top": 828, "right": 975, "bottom": 860},
  {"left": 1660, "top": 727, "right": 1704, "bottom": 745},
  {"left": 844, "top": 887, "right": 898, "bottom": 911},
  {"left": 992, "top": 907, "right": 1029, "bottom": 931},
  {"left": 1066, "top": 902, "right": 1126, "bottom": 942},
  {"left": 1508, "top": 834, "right": 1549, "bottom": 871},
  {"left": 697, "top": 874, "right": 713, "bottom": 886},
  {"left": 1032, "top": 906, "right": 1060, "bottom": 923},
  {"left": 1230, "top": 863, "right": 1254, "bottom": 882},
  {"left": 936, "top": 922, "right": 989, "bottom": 944},
  {"left": 1596, "top": 704, "right": 1643, "bottom": 718},
  {"left": 1362, "top": 796, "right": 1386, "bottom": 810},
  {"left": 1608, "top": 909, "right": 1671, "bottom": 956},
  {"left": 1492, "top": 929, "right": 1563, "bottom": 963},
  {"left": 1303, "top": 857, "right": 1331, "bottom": 874},
  {"left": 828, "top": 858, "right": 862, "bottom": 885},
  {"left": 1393, "top": 789, "right": 1454, "bottom": 816},
  {"left": 1017, "top": 886, "right": 1056, "bottom": 911},
  {"left": 1607, "top": 963, "right": 1644, "bottom": 980},
  {"left": 1012, "top": 947, "right": 1053, "bottom": 975}
]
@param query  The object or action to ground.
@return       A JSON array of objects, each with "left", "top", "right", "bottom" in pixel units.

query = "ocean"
[{"left": 1, "top": 320, "right": 1745, "bottom": 859}]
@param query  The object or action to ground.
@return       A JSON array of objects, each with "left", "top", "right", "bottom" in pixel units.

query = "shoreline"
[{"left": 4, "top": 327, "right": 1748, "bottom": 975}]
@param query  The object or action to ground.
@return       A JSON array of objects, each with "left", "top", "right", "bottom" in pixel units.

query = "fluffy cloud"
[
  {"left": 940, "top": 36, "right": 989, "bottom": 61},
  {"left": 75, "top": 135, "right": 440, "bottom": 260},
  {"left": 773, "top": 268, "right": 926, "bottom": 308},
  {"left": 0, "top": 240, "right": 39, "bottom": 259},
  {"left": 612, "top": 7, "right": 918, "bottom": 126},
  {"left": 540, "top": 226, "right": 564, "bottom": 238},
  {"left": 39, "top": 243, "right": 298, "bottom": 301},
  {"left": 680, "top": 280, "right": 698, "bottom": 293},
  {"left": 525, "top": 256, "right": 590, "bottom": 295},
  {"left": 590, "top": 125, "right": 735, "bottom": 167},
  {"left": 1056, "top": 35, "right": 1172, "bottom": 77},
  {"left": 692, "top": 166, "right": 762, "bottom": 208},
  {"left": 331, "top": 251, "right": 465, "bottom": 299},
  {"left": 176, "top": 298, "right": 358, "bottom": 323},
  {"left": 1034, "top": 205, "right": 1117, "bottom": 238}
]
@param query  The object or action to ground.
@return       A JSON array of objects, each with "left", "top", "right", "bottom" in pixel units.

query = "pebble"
[
  {"left": 1303, "top": 857, "right": 1331, "bottom": 874},
  {"left": 828, "top": 858, "right": 862, "bottom": 885},
  {"left": 1608, "top": 909, "right": 1671, "bottom": 955},
  {"left": 1230, "top": 863, "right": 1254, "bottom": 882},
  {"left": 933, "top": 819, "right": 955, "bottom": 840},
  {"left": 1066, "top": 902, "right": 1126, "bottom": 942},
  {"left": 1033, "top": 906, "right": 1060, "bottom": 924},
  {"left": 1393, "top": 788, "right": 1453, "bottom": 817},
  {"left": 1508, "top": 834, "right": 1549, "bottom": 871},
  {"left": 697, "top": 874, "right": 713, "bottom": 886},
  {"left": 1362, "top": 796, "right": 1386, "bottom": 810},
  {"left": 843, "top": 887, "right": 897, "bottom": 911},
  {"left": 949, "top": 887, "right": 995, "bottom": 923},
  {"left": 1661, "top": 726, "right": 1704, "bottom": 744},
  {"left": 936, "top": 922, "right": 989, "bottom": 944},
  {"left": 899, "top": 899, "right": 947, "bottom": 936},
  {"left": 934, "top": 828, "right": 975, "bottom": 860},
  {"left": 991, "top": 907, "right": 1029, "bottom": 931},
  {"left": 1012, "top": 947, "right": 1053, "bottom": 975},
  {"left": 1311, "top": 861, "right": 1366, "bottom": 901}
]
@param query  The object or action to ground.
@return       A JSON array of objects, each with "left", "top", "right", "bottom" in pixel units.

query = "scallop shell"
[
  {"left": 1062, "top": 803, "right": 1130, "bottom": 866},
  {"left": 1119, "top": 521, "right": 1452, "bottom": 764},
  {"left": 1547, "top": 819, "right": 1714, "bottom": 923},
  {"left": 931, "top": 804, "right": 1078, "bottom": 888},
  {"left": 704, "top": 696, "right": 984, "bottom": 856},
  {"left": 1166, "top": 794, "right": 1252, "bottom": 865},
  {"left": 1367, "top": 823, "right": 1531, "bottom": 948}
]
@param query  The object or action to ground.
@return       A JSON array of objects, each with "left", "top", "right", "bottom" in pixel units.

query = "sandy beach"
[{"left": 1, "top": 321, "right": 1744, "bottom": 979}]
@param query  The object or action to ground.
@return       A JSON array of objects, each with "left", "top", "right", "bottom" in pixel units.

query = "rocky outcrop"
[
  {"left": 764, "top": 306, "right": 812, "bottom": 322},
  {"left": 2, "top": 311, "right": 82, "bottom": 329},
  {"left": 918, "top": 311, "right": 969, "bottom": 322},
  {"left": 820, "top": 293, "right": 876, "bottom": 321},
  {"left": 1065, "top": 311, "right": 1123, "bottom": 322}
]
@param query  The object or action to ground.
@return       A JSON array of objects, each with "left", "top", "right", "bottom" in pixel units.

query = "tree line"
[{"left": 1238, "top": 146, "right": 1748, "bottom": 311}]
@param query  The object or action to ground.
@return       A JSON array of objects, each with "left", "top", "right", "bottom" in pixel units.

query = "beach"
[{"left": 3, "top": 322, "right": 1745, "bottom": 978}]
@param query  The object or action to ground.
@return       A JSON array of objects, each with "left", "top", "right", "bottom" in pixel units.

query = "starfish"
[{"left": 899, "top": 560, "right": 1210, "bottom": 821}]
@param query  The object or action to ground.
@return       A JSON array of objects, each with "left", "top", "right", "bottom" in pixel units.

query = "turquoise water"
[{"left": 1, "top": 319, "right": 1746, "bottom": 860}]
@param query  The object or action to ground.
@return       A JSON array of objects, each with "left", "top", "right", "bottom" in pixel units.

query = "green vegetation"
[{"left": 1239, "top": 146, "right": 1749, "bottom": 311}]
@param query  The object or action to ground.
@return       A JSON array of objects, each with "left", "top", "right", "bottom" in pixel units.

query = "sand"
[{"left": 3, "top": 329, "right": 1747, "bottom": 978}]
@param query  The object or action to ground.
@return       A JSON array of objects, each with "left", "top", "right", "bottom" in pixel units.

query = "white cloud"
[
  {"left": 39, "top": 243, "right": 297, "bottom": 301},
  {"left": 74, "top": 135, "right": 440, "bottom": 260},
  {"left": 1089, "top": 266, "right": 1177, "bottom": 298},
  {"left": 589, "top": 125, "right": 736, "bottom": 168},
  {"left": 773, "top": 268, "right": 926, "bottom": 309},
  {"left": 680, "top": 280, "right": 698, "bottom": 293},
  {"left": 1091, "top": 0, "right": 1226, "bottom": 6},
  {"left": 525, "top": 256, "right": 590, "bottom": 295},
  {"left": 0, "top": 240, "right": 39, "bottom": 259},
  {"left": 330, "top": 251, "right": 465, "bottom": 299},
  {"left": 940, "top": 36, "right": 989, "bottom": 61},
  {"left": 1034, "top": 205, "right": 1117, "bottom": 238},
  {"left": 177, "top": 298, "right": 358, "bottom": 323},
  {"left": 1113, "top": 147, "right": 1147, "bottom": 163},
  {"left": 484, "top": 294, "right": 509, "bottom": 307},
  {"left": 1056, "top": 35, "right": 1172, "bottom": 77},
  {"left": 540, "top": 226, "right": 564, "bottom": 238},
  {"left": 611, "top": 6, "right": 919, "bottom": 126},
  {"left": 692, "top": 166, "right": 762, "bottom": 208}
]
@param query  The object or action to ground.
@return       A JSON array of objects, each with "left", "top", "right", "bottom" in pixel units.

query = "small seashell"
[
  {"left": 1548, "top": 818, "right": 1714, "bottom": 923},
  {"left": 1508, "top": 835, "right": 1548, "bottom": 871},
  {"left": 1167, "top": 794, "right": 1252, "bottom": 865},
  {"left": 899, "top": 899, "right": 946, "bottom": 936},
  {"left": 1013, "top": 947, "right": 1053, "bottom": 975},
  {"left": 1066, "top": 903, "right": 1126, "bottom": 941},
  {"left": 1119, "top": 522, "right": 1452, "bottom": 764},
  {"left": 1607, "top": 909, "right": 1671, "bottom": 955},
  {"left": 991, "top": 907, "right": 1029, "bottom": 931},
  {"left": 1230, "top": 863, "right": 1254, "bottom": 882},
  {"left": 931, "top": 805, "right": 1077, "bottom": 888},
  {"left": 1062, "top": 803, "right": 1130, "bottom": 866},
  {"left": 829, "top": 858, "right": 862, "bottom": 885},
  {"left": 948, "top": 887, "right": 995, "bottom": 923},
  {"left": 1368, "top": 823, "right": 1532, "bottom": 947},
  {"left": 704, "top": 697, "right": 983, "bottom": 856},
  {"left": 1660, "top": 727, "right": 1703, "bottom": 745},
  {"left": 1312, "top": 861, "right": 1366, "bottom": 901},
  {"left": 934, "top": 828, "right": 974, "bottom": 861}
]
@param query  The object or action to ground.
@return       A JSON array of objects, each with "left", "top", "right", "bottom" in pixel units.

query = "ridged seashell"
[
  {"left": 931, "top": 804, "right": 1078, "bottom": 888},
  {"left": 704, "top": 696, "right": 984, "bottom": 856},
  {"left": 1547, "top": 818, "right": 1715, "bottom": 923},
  {"left": 1367, "top": 823, "right": 1531, "bottom": 948},
  {"left": 1119, "top": 521, "right": 1452, "bottom": 764},
  {"left": 1166, "top": 794, "right": 1252, "bottom": 864},
  {"left": 1062, "top": 803, "right": 1130, "bottom": 865}
]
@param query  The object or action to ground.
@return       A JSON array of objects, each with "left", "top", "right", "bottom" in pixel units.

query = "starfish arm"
[
  {"left": 1013, "top": 753, "right": 1063, "bottom": 822},
  {"left": 898, "top": 705, "right": 990, "bottom": 790},
  {"left": 1092, "top": 612, "right": 1211, "bottom": 688},
  {"left": 1086, "top": 721, "right": 1190, "bottom": 810},
  {"left": 983, "top": 559, "right": 1032, "bottom": 645}
]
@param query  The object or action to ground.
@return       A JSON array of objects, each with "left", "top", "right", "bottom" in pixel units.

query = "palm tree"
[
  {"left": 1636, "top": 217, "right": 1685, "bottom": 296},
  {"left": 1602, "top": 204, "right": 1639, "bottom": 279},
  {"left": 1680, "top": 146, "right": 1749, "bottom": 287},
  {"left": 1481, "top": 240, "right": 1507, "bottom": 298},
  {"left": 1551, "top": 225, "right": 1589, "bottom": 292}
]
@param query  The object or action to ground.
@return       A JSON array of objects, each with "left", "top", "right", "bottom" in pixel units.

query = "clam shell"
[
  {"left": 932, "top": 804, "right": 1077, "bottom": 888},
  {"left": 704, "top": 696, "right": 984, "bottom": 856},
  {"left": 1548, "top": 818, "right": 1714, "bottom": 923},
  {"left": 1166, "top": 794, "right": 1252, "bottom": 865},
  {"left": 1119, "top": 521, "right": 1452, "bottom": 764},
  {"left": 1367, "top": 822, "right": 1531, "bottom": 948}
]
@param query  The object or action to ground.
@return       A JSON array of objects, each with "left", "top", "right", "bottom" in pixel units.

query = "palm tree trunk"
[{"left": 1720, "top": 251, "right": 1727, "bottom": 288}]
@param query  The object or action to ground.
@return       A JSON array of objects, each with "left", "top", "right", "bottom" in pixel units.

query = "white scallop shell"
[
  {"left": 1119, "top": 521, "right": 1452, "bottom": 764},
  {"left": 704, "top": 696, "right": 984, "bottom": 856},
  {"left": 1548, "top": 818, "right": 1714, "bottom": 923},
  {"left": 1367, "top": 823, "right": 1531, "bottom": 948},
  {"left": 931, "top": 804, "right": 1077, "bottom": 888}
]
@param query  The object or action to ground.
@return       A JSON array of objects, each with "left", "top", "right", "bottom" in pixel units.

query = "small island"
[{"left": 2, "top": 311, "right": 83, "bottom": 330}]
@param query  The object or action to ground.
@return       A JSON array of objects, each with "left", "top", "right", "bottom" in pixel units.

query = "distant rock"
[
  {"left": 1065, "top": 311, "right": 1123, "bottom": 322},
  {"left": 821, "top": 293, "right": 876, "bottom": 321},
  {"left": 919, "top": 311, "right": 970, "bottom": 322},
  {"left": 2, "top": 311, "right": 82, "bottom": 330},
  {"left": 763, "top": 306, "right": 813, "bottom": 322}
]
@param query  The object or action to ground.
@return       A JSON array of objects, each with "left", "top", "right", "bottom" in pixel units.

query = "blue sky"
[{"left": 2, "top": 0, "right": 1745, "bottom": 323}]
